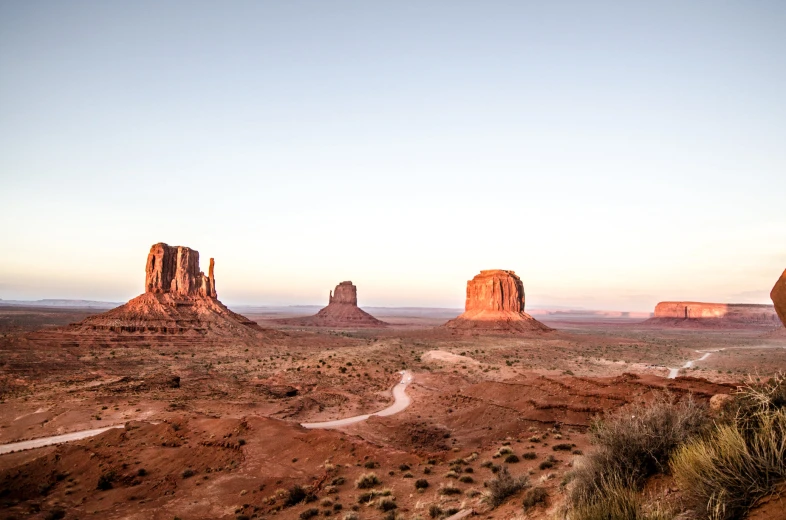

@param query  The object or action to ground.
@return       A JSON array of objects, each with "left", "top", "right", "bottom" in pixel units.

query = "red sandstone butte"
[
  {"left": 63, "top": 243, "right": 262, "bottom": 338},
  {"left": 772, "top": 269, "right": 786, "bottom": 327},
  {"left": 278, "top": 281, "right": 387, "bottom": 328},
  {"left": 444, "top": 270, "right": 552, "bottom": 332},
  {"left": 646, "top": 301, "right": 780, "bottom": 328}
]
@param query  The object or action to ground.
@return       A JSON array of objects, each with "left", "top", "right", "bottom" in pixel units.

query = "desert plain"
[{"left": 1, "top": 253, "right": 785, "bottom": 520}]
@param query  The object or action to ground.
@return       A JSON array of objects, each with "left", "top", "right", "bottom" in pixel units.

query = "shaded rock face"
[
  {"left": 649, "top": 301, "right": 780, "bottom": 327},
  {"left": 329, "top": 281, "right": 358, "bottom": 305},
  {"left": 145, "top": 243, "right": 216, "bottom": 298},
  {"left": 445, "top": 270, "right": 551, "bottom": 333},
  {"left": 772, "top": 270, "right": 786, "bottom": 327},
  {"left": 276, "top": 281, "right": 386, "bottom": 328}
]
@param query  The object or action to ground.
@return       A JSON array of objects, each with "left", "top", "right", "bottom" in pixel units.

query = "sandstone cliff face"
[
  {"left": 649, "top": 301, "right": 780, "bottom": 327},
  {"left": 145, "top": 243, "right": 216, "bottom": 298},
  {"left": 772, "top": 270, "right": 786, "bottom": 327},
  {"left": 278, "top": 281, "right": 386, "bottom": 328},
  {"left": 445, "top": 270, "right": 551, "bottom": 333},
  {"left": 329, "top": 281, "right": 358, "bottom": 305},
  {"left": 48, "top": 242, "right": 263, "bottom": 340},
  {"left": 465, "top": 270, "right": 525, "bottom": 313}
]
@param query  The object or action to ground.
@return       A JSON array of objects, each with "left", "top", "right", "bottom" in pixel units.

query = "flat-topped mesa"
[
  {"left": 329, "top": 281, "right": 358, "bottom": 305},
  {"left": 145, "top": 243, "right": 216, "bottom": 298},
  {"left": 648, "top": 301, "right": 780, "bottom": 327},
  {"left": 772, "top": 269, "right": 786, "bottom": 327},
  {"left": 445, "top": 270, "right": 552, "bottom": 333},
  {"left": 465, "top": 269, "right": 525, "bottom": 313}
]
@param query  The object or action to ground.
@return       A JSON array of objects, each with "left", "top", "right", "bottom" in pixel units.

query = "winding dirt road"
[
  {"left": 0, "top": 370, "right": 415, "bottom": 455},
  {"left": 301, "top": 370, "right": 413, "bottom": 429}
]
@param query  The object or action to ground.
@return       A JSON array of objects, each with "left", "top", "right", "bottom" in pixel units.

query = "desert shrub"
[
  {"left": 137, "top": 468, "right": 147, "bottom": 477},
  {"left": 44, "top": 508, "right": 66, "bottom": 520},
  {"left": 331, "top": 476, "right": 345, "bottom": 486},
  {"left": 402, "top": 472, "right": 413, "bottom": 478},
  {"left": 484, "top": 466, "right": 529, "bottom": 508},
  {"left": 522, "top": 452, "right": 537, "bottom": 460},
  {"left": 423, "top": 466, "right": 431, "bottom": 474},
  {"left": 553, "top": 443, "right": 574, "bottom": 451},
  {"left": 182, "top": 468, "right": 195, "bottom": 479},
  {"left": 428, "top": 504, "right": 442, "bottom": 518},
  {"left": 355, "top": 472, "right": 381, "bottom": 489},
  {"left": 522, "top": 487, "right": 548, "bottom": 510},
  {"left": 569, "top": 395, "right": 708, "bottom": 506},
  {"left": 459, "top": 475, "right": 474, "bottom": 483},
  {"left": 342, "top": 514, "right": 359, "bottom": 520},
  {"left": 283, "top": 484, "right": 317, "bottom": 507},
  {"left": 671, "top": 374, "right": 786, "bottom": 520},
  {"left": 378, "top": 497, "right": 397, "bottom": 511},
  {"left": 445, "top": 470, "right": 459, "bottom": 479},
  {"left": 464, "top": 466, "right": 473, "bottom": 473},
  {"left": 299, "top": 508, "right": 319, "bottom": 520},
  {"left": 504, "top": 454, "right": 520, "bottom": 463},
  {"left": 364, "top": 460, "right": 379, "bottom": 469},
  {"left": 399, "top": 463, "right": 411, "bottom": 471},
  {"left": 357, "top": 489, "right": 392, "bottom": 504},
  {"left": 333, "top": 503, "right": 343, "bottom": 511},
  {"left": 494, "top": 446, "right": 514, "bottom": 458},
  {"left": 415, "top": 479, "right": 429, "bottom": 489},
  {"left": 321, "top": 498, "right": 333, "bottom": 507},
  {"left": 538, "top": 456, "right": 556, "bottom": 470},
  {"left": 439, "top": 484, "right": 462, "bottom": 495},
  {"left": 97, "top": 471, "right": 115, "bottom": 490}
]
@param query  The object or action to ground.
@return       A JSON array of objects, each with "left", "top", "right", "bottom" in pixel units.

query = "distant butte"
[
  {"left": 37, "top": 243, "right": 264, "bottom": 340},
  {"left": 772, "top": 269, "right": 786, "bottom": 327},
  {"left": 277, "top": 281, "right": 387, "bottom": 328},
  {"left": 444, "top": 270, "right": 552, "bottom": 333},
  {"left": 645, "top": 301, "right": 780, "bottom": 328}
]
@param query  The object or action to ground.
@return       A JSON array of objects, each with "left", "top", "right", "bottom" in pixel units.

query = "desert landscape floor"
[{"left": 1, "top": 306, "right": 785, "bottom": 519}]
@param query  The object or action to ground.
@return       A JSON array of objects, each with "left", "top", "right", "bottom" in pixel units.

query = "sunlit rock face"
[
  {"left": 145, "top": 243, "right": 216, "bottom": 298},
  {"left": 445, "top": 270, "right": 552, "bottom": 333},
  {"left": 772, "top": 270, "right": 786, "bottom": 327},
  {"left": 648, "top": 301, "right": 780, "bottom": 327}
]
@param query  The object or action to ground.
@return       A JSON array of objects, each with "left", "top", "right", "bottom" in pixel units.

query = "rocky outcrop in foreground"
[
  {"left": 277, "top": 281, "right": 386, "bottom": 328},
  {"left": 772, "top": 270, "right": 786, "bottom": 327},
  {"left": 42, "top": 243, "right": 263, "bottom": 339},
  {"left": 646, "top": 301, "right": 780, "bottom": 328},
  {"left": 445, "top": 270, "right": 552, "bottom": 333}
]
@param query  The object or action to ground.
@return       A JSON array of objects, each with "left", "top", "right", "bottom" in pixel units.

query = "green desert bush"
[
  {"left": 671, "top": 374, "right": 786, "bottom": 520},
  {"left": 484, "top": 466, "right": 529, "bottom": 508}
]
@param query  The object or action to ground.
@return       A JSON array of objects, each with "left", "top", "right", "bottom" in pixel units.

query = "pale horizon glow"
[{"left": 1, "top": 1, "right": 785, "bottom": 312}]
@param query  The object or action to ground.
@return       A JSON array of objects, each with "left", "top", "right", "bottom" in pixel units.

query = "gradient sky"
[{"left": 1, "top": 1, "right": 785, "bottom": 311}]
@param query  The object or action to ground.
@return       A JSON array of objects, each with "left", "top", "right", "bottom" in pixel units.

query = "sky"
[{"left": 1, "top": 1, "right": 785, "bottom": 311}]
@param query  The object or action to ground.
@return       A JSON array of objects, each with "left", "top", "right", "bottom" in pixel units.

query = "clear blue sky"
[{"left": 1, "top": 1, "right": 784, "bottom": 311}]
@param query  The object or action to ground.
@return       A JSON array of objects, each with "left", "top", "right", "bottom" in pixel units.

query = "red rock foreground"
[
  {"left": 277, "top": 281, "right": 387, "bottom": 328},
  {"left": 34, "top": 243, "right": 263, "bottom": 341},
  {"left": 444, "top": 270, "right": 552, "bottom": 332},
  {"left": 772, "top": 269, "right": 786, "bottom": 327},
  {"left": 646, "top": 301, "right": 780, "bottom": 328}
]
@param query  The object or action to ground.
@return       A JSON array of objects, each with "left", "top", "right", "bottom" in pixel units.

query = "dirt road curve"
[
  {"left": 301, "top": 370, "right": 413, "bottom": 429},
  {"left": 0, "top": 425, "right": 125, "bottom": 455}
]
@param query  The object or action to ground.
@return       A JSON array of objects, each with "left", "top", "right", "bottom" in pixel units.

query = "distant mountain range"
[{"left": 0, "top": 299, "right": 122, "bottom": 309}]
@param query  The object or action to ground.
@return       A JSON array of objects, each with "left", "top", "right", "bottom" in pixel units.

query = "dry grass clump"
[
  {"left": 569, "top": 477, "right": 674, "bottom": 520},
  {"left": 355, "top": 472, "right": 381, "bottom": 489},
  {"left": 483, "top": 466, "right": 529, "bottom": 508},
  {"left": 671, "top": 374, "right": 786, "bottom": 520},
  {"left": 522, "top": 486, "right": 548, "bottom": 511}
]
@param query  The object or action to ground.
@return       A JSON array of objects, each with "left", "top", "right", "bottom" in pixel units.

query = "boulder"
[{"left": 772, "top": 270, "right": 786, "bottom": 327}]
